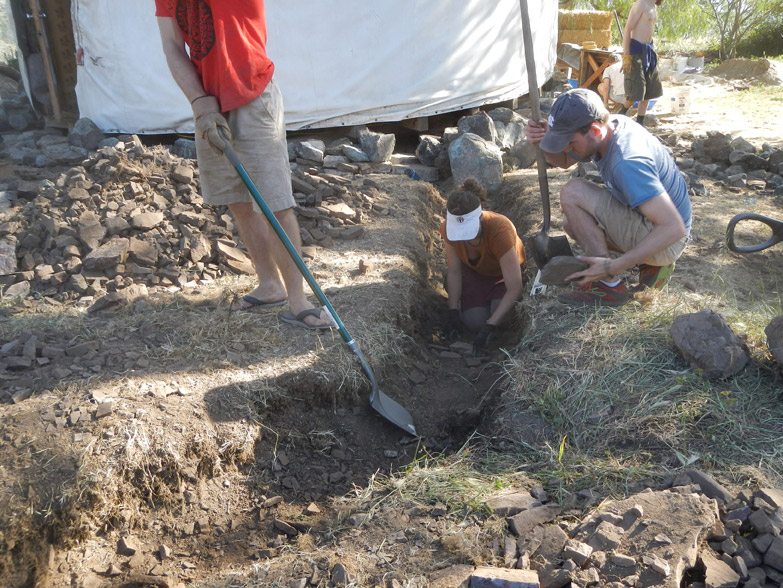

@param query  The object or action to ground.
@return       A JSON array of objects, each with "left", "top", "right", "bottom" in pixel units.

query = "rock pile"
[
  {"left": 432, "top": 470, "right": 783, "bottom": 588},
  {"left": 681, "top": 131, "right": 783, "bottom": 196},
  {"left": 0, "top": 103, "right": 543, "bottom": 310},
  {"left": 0, "top": 69, "right": 42, "bottom": 135},
  {"left": 0, "top": 125, "right": 418, "bottom": 308}
]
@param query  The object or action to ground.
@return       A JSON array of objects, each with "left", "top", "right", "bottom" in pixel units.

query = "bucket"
[{"left": 668, "top": 86, "right": 691, "bottom": 114}]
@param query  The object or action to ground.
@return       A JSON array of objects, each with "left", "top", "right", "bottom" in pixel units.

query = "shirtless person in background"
[{"left": 618, "top": 0, "right": 663, "bottom": 126}]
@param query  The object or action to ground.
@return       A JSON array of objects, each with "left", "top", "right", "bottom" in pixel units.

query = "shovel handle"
[
  {"left": 519, "top": 0, "right": 552, "bottom": 233},
  {"left": 726, "top": 212, "right": 783, "bottom": 253}
]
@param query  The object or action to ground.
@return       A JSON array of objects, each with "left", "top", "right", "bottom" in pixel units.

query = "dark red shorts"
[{"left": 460, "top": 264, "right": 507, "bottom": 310}]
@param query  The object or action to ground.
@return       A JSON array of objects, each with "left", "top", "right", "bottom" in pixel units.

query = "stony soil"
[{"left": 1, "top": 73, "right": 783, "bottom": 588}]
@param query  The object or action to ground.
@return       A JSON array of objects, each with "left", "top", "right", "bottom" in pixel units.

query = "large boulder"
[
  {"left": 448, "top": 132, "right": 503, "bottom": 193},
  {"left": 670, "top": 310, "right": 749, "bottom": 379},
  {"left": 765, "top": 315, "right": 783, "bottom": 367}
]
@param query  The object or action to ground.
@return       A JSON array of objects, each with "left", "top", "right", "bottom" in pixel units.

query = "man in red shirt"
[{"left": 156, "top": 0, "right": 331, "bottom": 328}]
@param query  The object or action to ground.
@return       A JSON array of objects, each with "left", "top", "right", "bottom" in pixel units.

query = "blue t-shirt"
[{"left": 594, "top": 116, "right": 691, "bottom": 233}]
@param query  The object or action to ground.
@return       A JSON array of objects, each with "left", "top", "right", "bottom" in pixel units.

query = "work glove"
[
  {"left": 472, "top": 322, "right": 496, "bottom": 357},
  {"left": 442, "top": 309, "right": 463, "bottom": 340},
  {"left": 196, "top": 111, "right": 232, "bottom": 155},
  {"left": 621, "top": 54, "right": 633, "bottom": 74}
]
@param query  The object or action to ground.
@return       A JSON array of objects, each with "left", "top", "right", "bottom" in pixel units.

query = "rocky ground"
[{"left": 1, "top": 63, "right": 783, "bottom": 588}]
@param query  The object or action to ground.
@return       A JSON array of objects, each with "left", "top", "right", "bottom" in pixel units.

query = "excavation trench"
[{"left": 1, "top": 169, "right": 548, "bottom": 588}]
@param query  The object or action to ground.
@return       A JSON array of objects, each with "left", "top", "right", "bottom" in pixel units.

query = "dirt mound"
[{"left": 709, "top": 58, "right": 783, "bottom": 85}]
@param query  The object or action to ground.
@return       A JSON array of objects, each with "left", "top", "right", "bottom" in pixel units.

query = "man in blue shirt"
[{"left": 526, "top": 89, "right": 690, "bottom": 306}]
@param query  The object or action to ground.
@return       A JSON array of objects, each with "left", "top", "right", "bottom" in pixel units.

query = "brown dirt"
[{"left": 1, "top": 80, "right": 782, "bottom": 588}]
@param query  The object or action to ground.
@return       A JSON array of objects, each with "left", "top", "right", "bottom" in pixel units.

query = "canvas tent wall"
[{"left": 10, "top": 0, "right": 558, "bottom": 134}]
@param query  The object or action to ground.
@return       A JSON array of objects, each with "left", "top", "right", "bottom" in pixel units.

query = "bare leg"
[
  {"left": 636, "top": 99, "right": 650, "bottom": 117},
  {"left": 229, "top": 201, "right": 287, "bottom": 304},
  {"left": 270, "top": 208, "right": 331, "bottom": 327},
  {"left": 559, "top": 178, "right": 611, "bottom": 257}
]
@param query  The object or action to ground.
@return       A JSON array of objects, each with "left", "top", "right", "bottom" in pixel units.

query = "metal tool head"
[{"left": 530, "top": 230, "right": 573, "bottom": 269}]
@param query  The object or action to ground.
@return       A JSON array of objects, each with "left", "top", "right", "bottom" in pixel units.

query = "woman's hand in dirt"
[
  {"left": 565, "top": 255, "right": 615, "bottom": 285},
  {"left": 472, "top": 323, "right": 496, "bottom": 357},
  {"left": 525, "top": 119, "right": 548, "bottom": 146}
]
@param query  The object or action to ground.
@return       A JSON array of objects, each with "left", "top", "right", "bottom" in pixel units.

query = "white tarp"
[{"left": 71, "top": 0, "right": 557, "bottom": 134}]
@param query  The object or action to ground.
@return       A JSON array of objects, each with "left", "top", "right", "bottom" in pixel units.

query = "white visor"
[{"left": 446, "top": 205, "right": 482, "bottom": 241}]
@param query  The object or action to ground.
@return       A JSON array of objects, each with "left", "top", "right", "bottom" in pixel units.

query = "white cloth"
[{"left": 603, "top": 62, "right": 626, "bottom": 103}]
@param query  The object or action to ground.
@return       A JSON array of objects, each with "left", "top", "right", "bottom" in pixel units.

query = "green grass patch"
[{"left": 493, "top": 293, "right": 783, "bottom": 496}]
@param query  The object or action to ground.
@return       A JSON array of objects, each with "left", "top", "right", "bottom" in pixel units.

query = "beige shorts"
[
  {"left": 196, "top": 77, "right": 295, "bottom": 213},
  {"left": 594, "top": 186, "right": 688, "bottom": 266}
]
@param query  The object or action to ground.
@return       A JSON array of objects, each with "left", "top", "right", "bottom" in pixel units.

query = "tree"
[
  {"left": 573, "top": 0, "right": 713, "bottom": 48},
  {"left": 699, "top": 0, "right": 783, "bottom": 59}
]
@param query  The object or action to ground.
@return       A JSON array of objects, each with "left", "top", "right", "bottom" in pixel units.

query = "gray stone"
[
  {"left": 507, "top": 505, "right": 561, "bottom": 537},
  {"left": 685, "top": 470, "right": 735, "bottom": 504},
  {"left": 416, "top": 135, "right": 442, "bottom": 167},
  {"left": 765, "top": 536, "right": 783, "bottom": 571},
  {"left": 765, "top": 317, "right": 783, "bottom": 367},
  {"left": 83, "top": 239, "right": 129, "bottom": 271},
  {"left": 448, "top": 132, "right": 503, "bottom": 193},
  {"left": 470, "top": 566, "right": 539, "bottom": 587},
  {"left": 297, "top": 141, "right": 325, "bottom": 164},
  {"left": 539, "top": 256, "right": 588, "bottom": 286},
  {"left": 702, "top": 132, "right": 733, "bottom": 163},
  {"left": 730, "top": 137, "right": 756, "bottom": 153},
  {"left": 171, "top": 164, "right": 194, "bottom": 184},
  {"left": 341, "top": 144, "right": 370, "bottom": 163},
  {"left": 506, "top": 139, "right": 537, "bottom": 170},
  {"left": 69, "top": 117, "right": 106, "bottom": 150},
  {"left": 588, "top": 521, "right": 624, "bottom": 551},
  {"left": 702, "top": 551, "right": 740, "bottom": 588},
  {"left": 0, "top": 239, "right": 16, "bottom": 275},
  {"left": 485, "top": 488, "right": 541, "bottom": 517},
  {"left": 130, "top": 212, "right": 164, "bottom": 230},
  {"left": 117, "top": 536, "right": 138, "bottom": 556},
  {"left": 670, "top": 310, "right": 749, "bottom": 380},
  {"left": 359, "top": 130, "right": 395, "bottom": 163},
  {"left": 562, "top": 539, "right": 592, "bottom": 566},
  {"left": 172, "top": 138, "right": 197, "bottom": 159},
  {"left": 330, "top": 562, "right": 350, "bottom": 586},
  {"left": 457, "top": 111, "right": 498, "bottom": 144},
  {"left": 4, "top": 281, "right": 30, "bottom": 298}
]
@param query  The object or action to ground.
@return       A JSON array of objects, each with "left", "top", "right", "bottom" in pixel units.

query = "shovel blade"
[
  {"left": 530, "top": 231, "right": 573, "bottom": 269},
  {"left": 347, "top": 340, "right": 417, "bottom": 436},
  {"left": 371, "top": 387, "right": 418, "bottom": 436}
]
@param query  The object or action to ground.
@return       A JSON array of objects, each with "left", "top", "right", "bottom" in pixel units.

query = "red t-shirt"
[{"left": 155, "top": 0, "right": 275, "bottom": 112}]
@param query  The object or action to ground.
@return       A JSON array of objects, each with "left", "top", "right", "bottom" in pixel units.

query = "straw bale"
[
  {"left": 559, "top": 10, "right": 613, "bottom": 31},
  {"left": 558, "top": 30, "right": 612, "bottom": 49}
]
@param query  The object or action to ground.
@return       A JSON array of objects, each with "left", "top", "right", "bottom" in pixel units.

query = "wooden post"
[{"left": 28, "top": 0, "right": 62, "bottom": 123}]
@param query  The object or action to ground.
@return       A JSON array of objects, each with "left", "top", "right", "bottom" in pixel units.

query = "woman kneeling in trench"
[{"left": 439, "top": 179, "right": 526, "bottom": 356}]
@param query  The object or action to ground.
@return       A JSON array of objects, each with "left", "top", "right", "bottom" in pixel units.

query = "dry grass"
[{"left": 492, "top": 289, "right": 783, "bottom": 496}]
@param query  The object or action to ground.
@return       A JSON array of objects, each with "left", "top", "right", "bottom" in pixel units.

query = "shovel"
[
  {"left": 519, "top": 0, "right": 573, "bottom": 269},
  {"left": 222, "top": 141, "right": 417, "bottom": 437},
  {"left": 726, "top": 212, "right": 783, "bottom": 253}
]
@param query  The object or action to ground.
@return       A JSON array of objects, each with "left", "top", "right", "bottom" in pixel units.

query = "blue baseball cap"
[{"left": 540, "top": 89, "right": 607, "bottom": 153}]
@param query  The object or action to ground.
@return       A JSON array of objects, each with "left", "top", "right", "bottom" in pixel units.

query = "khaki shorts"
[
  {"left": 594, "top": 186, "right": 687, "bottom": 266},
  {"left": 624, "top": 55, "right": 663, "bottom": 102},
  {"left": 196, "top": 77, "right": 295, "bottom": 213}
]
